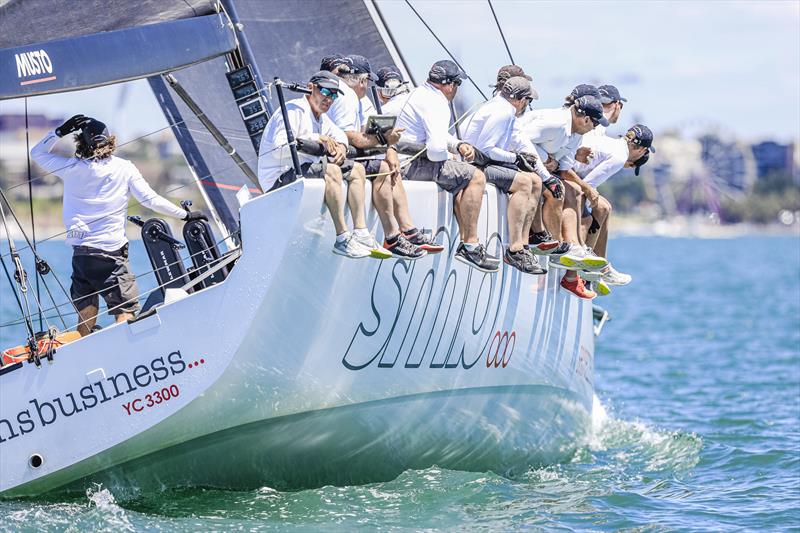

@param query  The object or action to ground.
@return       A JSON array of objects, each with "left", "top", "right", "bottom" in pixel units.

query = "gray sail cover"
[{"left": 150, "top": 0, "right": 408, "bottom": 237}]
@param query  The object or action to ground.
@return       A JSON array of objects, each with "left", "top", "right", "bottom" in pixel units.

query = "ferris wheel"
[{"left": 649, "top": 120, "right": 756, "bottom": 216}]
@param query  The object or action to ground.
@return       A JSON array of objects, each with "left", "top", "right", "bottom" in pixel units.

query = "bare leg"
[
  {"left": 324, "top": 164, "right": 348, "bottom": 235},
  {"left": 393, "top": 178, "right": 415, "bottom": 233},
  {"left": 456, "top": 169, "right": 486, "bottom": 243},
  {"left": 116, "top": 312, "right": 134, "bottom": 324},
  {"left": 523, "top": 174, "right": 543, "bottom": 243},
  {"left": 541, "top": 189, "right": 565, "bottom": 240},
  {"left": 77, "top": 304, "right": 98, "bottom": 337},
  {"left": 344, "top": 162, "right": 367, "bottom": 230},
  {"left": 588, "top": 196, "right": 612, "bottom": 257},
  {"left": 372, "top": 161, "right": 400, "bottom": 238},
  {"left": 561, "top": 181, "right": 583, "bottom": 245},
  {"left": 506, "top": 172, "right": 533, "bottom": 252}
]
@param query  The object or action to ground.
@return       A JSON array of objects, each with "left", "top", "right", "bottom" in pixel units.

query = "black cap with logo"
[
  {"left": 574, "top": 95, "right": 609, "bottom": 127},
  {"left": 626, "top": 124, "right": 655, "bottom": 153},
  {"left": 81, "top": 119, "right": 110, "bottom": 149},
  {"left": 598, "top": 84, "right": 627, "bottom": 104},
  {"left": 428, "top": 59, "right": 466, "bottom": 84},
  {"left": 346, "top": 54, "right": 377, "bottom": 81}
]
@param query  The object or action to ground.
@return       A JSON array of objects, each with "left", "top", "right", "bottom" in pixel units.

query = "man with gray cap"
[
  {"left": 462, "top": 75, "right": 547, "bottom": 274},
  {"left": 491, "top": 64, "right": 532, "bottom": 96},
  {"left": 258, "top": 70, "right": 383, "bottom": 259},
  {"left": 396, "top": 59, "right": 499, "bottom": 272}
]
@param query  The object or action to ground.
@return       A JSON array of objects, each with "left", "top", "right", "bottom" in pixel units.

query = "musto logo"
[
  {"left": 0, "top": 350, "right": 195, "bottom": 445},
  {"left": 14, "top": 49, "right": 56, "bottom": 86}
]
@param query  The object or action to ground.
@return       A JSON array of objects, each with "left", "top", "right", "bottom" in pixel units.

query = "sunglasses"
[{"left": 319, "top": 87, "right": 339, "bottom": 100}]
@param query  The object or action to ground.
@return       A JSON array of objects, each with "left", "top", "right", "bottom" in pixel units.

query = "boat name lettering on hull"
[{"left": 0, "top": 350, "right": 188, "bottom": 445}]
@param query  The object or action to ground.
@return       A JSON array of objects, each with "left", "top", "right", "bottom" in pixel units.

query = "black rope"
[
  {"left": 24, "top": 98, "right": 44, "bottom": 331},
  {"left": 488, "top": 0, "right": 515, "bottom": 65},
  {"left": 404, "top": 0, "right": 489, "bottom": 101}
]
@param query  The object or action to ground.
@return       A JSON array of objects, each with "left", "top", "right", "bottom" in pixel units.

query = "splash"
[{"left": 85, "top": 484, "right": 136, "bottom": 531}]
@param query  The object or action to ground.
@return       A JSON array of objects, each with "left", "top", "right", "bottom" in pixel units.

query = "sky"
[{"left": 0, "top": 0, "right": 798, "bottom": 144}]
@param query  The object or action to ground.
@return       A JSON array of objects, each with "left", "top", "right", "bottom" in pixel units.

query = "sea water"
[{"left": 0, "top": 235, "right": 798, "bottom": 531}]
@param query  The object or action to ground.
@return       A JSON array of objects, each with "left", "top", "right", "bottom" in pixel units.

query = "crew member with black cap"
[
  {"left": 519, "top": 93, "right": 610, "bottom": 299},
  {"left": 592, "top": 84, "right": 627, "bottom": 137},
  {"left": 575, "top": 124, "right": 654, "bottom": 289},
  {"left": 375, "top": 66, "right": 410, "bottom": 109},
  {"left": 396, "top": 59, "right": 500, "bottom": 273},
  {"left": 462, "top": 75, "right": 546, "bottom": 274},
  {"left": 257, "top": 70, "right": 380, "bottom": 259},
  {"left": 30, "top": 115, "right": 203, "bottom": 336}
]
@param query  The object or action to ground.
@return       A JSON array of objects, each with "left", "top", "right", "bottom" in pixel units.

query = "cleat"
[
  {"left": 333, "top": 232, "right": 371, "bottom": 258},
  {"left": 354, "top": 232, "right": 393, "bottom": 259},
  {"left": 403, "top": 228, "right": 444, "bottom": 254},
  {"left": 560, "top": 275, "right": 596, "bottom": 300},
  {"left": 455, "top": 243, "right": 500, "bottom": 273},
  {"left": 384, "top": 235, "right": 426, "bottom": 260},
  {"left": 504, "top": 247, "right": 547, "bottom": 275}
]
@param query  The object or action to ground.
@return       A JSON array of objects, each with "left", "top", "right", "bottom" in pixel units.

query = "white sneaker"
[
  {"left": 333, "top": 232, "right": 371, "bottom": 259},
  {"left": 602, "top": 264, "right": 632, "bottom": 286},
  {"left": 353, "top": 232, "right": 393, "bottom": 259}
]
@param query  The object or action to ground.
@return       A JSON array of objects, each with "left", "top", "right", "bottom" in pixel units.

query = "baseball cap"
[
  {"left": 501, "top": 76, "right": 539, "bottom": 100},
  {"left": 569, "top": 84, "right": 600, "bottom": 100},
  {"left": 309, "top": 71, "right": 344, "bottom": 94},
  {"left": 376, "top": 66, "right": 404, "bottom": 87},
  {"left": 626, "top": 124, "right": 656, "bottom": 153},
  {"left": 81, "top": 118, "right": 109, "bottom": 148},
  {"left": 598, "top": 84, "right": 627, "bottom": 104},
  {"left": 320, "top": 53, "right": 350, "bottom": 72},
  {"left": 496, "top": 65, "right": 532, "bottom": 86},
  {"left": 346, "top": 54, "right": 377, "bottom": 81},
  {"left": 574, "top": 95, "right": 609, "bottom": 127},
  {"left": 633, "top": 150, "right": 650, "bottom": 176},
  {"left": 428, "top": 59, "right": 466, "bottom": 84}
]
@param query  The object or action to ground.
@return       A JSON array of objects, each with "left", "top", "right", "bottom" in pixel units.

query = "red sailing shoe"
[{"left": 560, "top": 274, "right": 596, "bottom": 300}]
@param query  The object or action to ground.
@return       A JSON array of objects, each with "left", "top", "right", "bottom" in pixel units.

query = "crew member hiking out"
[
  {"left": 462, "top": 75, "right": 546, "bottom": 275},
  {"left": 30, "top": 115, "right": 204, "bottom": 337},
  {"left": 395, "top": 59, "right": 500, "bottom": 273},
  {"left": 257, "top": 70, "right": 383, "bottom": 260}
]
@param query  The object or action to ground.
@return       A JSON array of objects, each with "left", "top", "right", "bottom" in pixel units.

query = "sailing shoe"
[
  {"left": 601, "top": 264, "right": 633, "bottom": 286},
  {"left": 455, "top": 243, "right": 500, "bottom": 273},
  {"left": 384, "top": 235, "right": 427, "bottom": 260},
  {"left": 582, "top": 276, "right": 612, "bottom": 296},
  {"left": 354, "top": 231, "right": 393, "bottom": 259},
  {"left": 595, "top": 279, "right": 612, "bottom": 296},
  {"left": 581, "top": 246, "right": 608, "bottom": 271},
  {"left": 560, "top": 275, "right": 596, "bottom": 300},
  {"left": 528, "top": 231, "right": 560, "bottom": 255},
  {"left": 548, "top": 241, "right": 572, "bottom": 256},
  {"left": 558, "top": 244, "right": 608, "bottom": 271},
  {"left": 504, "top": 248, "right": 547, "bottom": 275},
  {"left": 333, "top": 232, "right": 371, "bottom": 259},
  {"left": 403, "top": 228, "right": 444, "bottom": 253}
]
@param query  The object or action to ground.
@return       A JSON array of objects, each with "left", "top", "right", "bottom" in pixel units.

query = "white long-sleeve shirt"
[
  {"left": 574, "top": 134, "right": 629, "bottom": 188},
  {"left": 257, "top": 95, "right": 348, "bottom": 191},
  {"left": 380, "top": 92, "right": 412, "bottom": 116},
  {"left": 462, "top": 95, "right": 520, "bottom": 164},
  {"left": 517, "top": 107, "right": 583, "bottom": 173},
  {"left": 395, "top": 82, "right": 460, "bottom": 162},
  {"left": 30, "top": 130, "right": 185, "bottom": 251}
]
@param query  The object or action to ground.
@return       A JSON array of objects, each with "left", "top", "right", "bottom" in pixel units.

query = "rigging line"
[
  {"left": 487, "top": 0, "right": 515, "bottom": 65},
  {"left": 403, "top": 0, "right": 489, "bottom": 101},
  {"left": 0, "top": 199, "right": 36, "bottom": 340},
  {"left": 24, "top": 98, "right": 43, "bottom": 331}
]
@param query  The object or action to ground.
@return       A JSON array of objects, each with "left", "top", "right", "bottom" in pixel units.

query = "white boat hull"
[{"left": 0, "top": 179, "right": 595, "bottom": 497}]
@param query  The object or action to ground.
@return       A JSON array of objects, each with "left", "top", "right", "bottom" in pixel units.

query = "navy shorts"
[
  {"left": 71, "top": 244, "right": 139, "bottom": 315},
  {"left": 402, "top": 156, "right": 476, "bottom": 195},
  {"left": 483, "top": 163, "right": 519, "bottom": 194}
]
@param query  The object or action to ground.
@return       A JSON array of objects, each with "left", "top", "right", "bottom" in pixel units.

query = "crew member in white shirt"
[
  {"left": 520, "top": 93, "right": 610, "bottom": 300},
  {"left": 375, "top": 66, "right": 410, "bottom": 110},
  {"left": 327, "top": 54, "right": 429, "bottom": 260},
  {"left": 257, "top": 70, "right": 381, "bottom": 259},
  {"left": 396, "top": 60, "right": 499, "bottom": 273},
  {"left": 462, "top": 76, "right": 546, "bottom": 275},
  {"left": 575, "top": 124, "right": 654, "bottom": 288},
  {"left": 31, "top": 116, "right": 201, "bottom": 336}
]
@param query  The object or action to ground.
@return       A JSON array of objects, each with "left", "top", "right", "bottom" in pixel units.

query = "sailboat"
[{"left": 0, "top": 0, "right": 596, "bottom": 497}]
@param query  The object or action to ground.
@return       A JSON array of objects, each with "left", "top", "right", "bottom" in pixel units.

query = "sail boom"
[{"left": 0, "top": 14, "right": 236, "bottom": 101}]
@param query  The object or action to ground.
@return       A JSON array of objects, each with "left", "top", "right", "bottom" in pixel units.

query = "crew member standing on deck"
[{"left": 30, "top": 115, "right": 203, "bottom": 336}]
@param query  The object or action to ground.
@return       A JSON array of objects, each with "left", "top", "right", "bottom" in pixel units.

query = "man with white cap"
[
  {"left": 462, "top": 75, "right": 547, "bottom": 274},
  {"left": 396, "top": 59, "right": 499, "bottom": 273},
  {"left": 575, "top": 124, "right": 655, "bottom": 289},
  {"left": 258, "top": 70, "right": 379, "bottom": 259}
]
